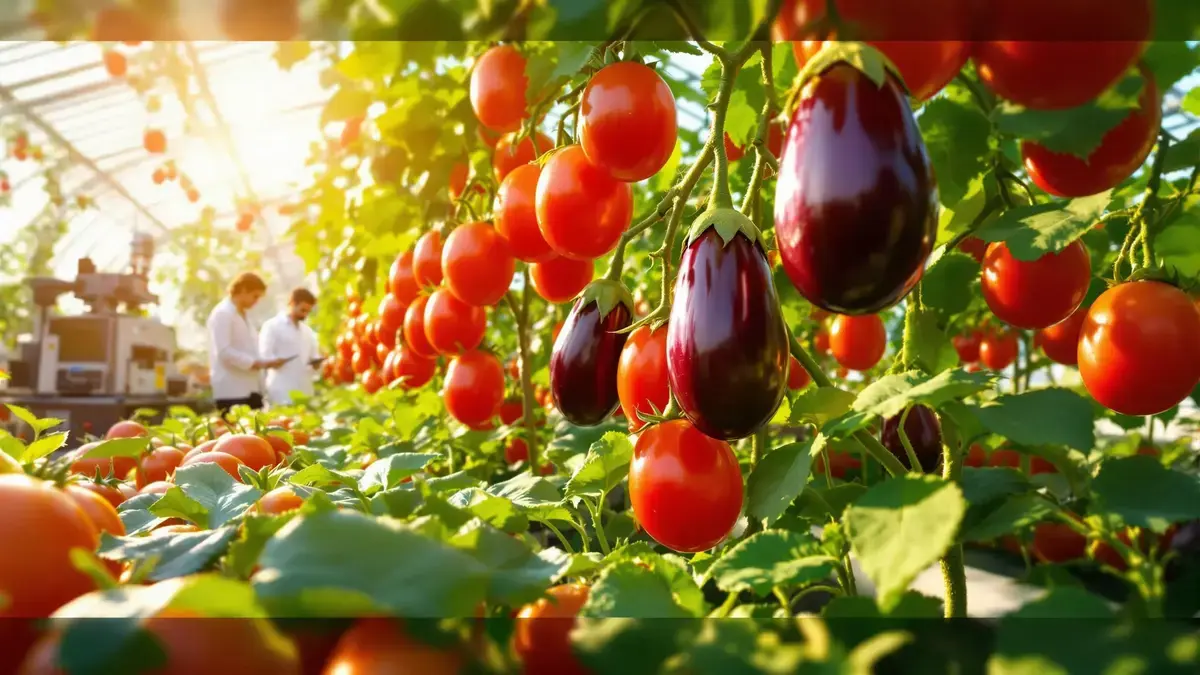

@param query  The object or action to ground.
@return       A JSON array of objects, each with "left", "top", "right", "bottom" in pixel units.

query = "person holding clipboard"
[
  {"left": 206, "top": 272, "right": 290, "bottom": 415},
  {"left": 259, "top": 287, "right": 323, "bottom": 407}
]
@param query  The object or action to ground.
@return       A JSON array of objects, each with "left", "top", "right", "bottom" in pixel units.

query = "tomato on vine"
[
  {"left": 981, "top": 240, "right": 1091, "bottom": 330},
  {"left": 529, "top": 255, "right": 594, "bottom": 304},
  {"left": 787, "top": 355, "right": 811, "bottom": 390},
  {"left": 442, "top": 221, "right": 515, "bottom": 307},
  {"left": 443, "top": 350, "right": 505, "bottom": 427},
  {"left": 579, "top": 61, "right": 677, "bottom": 182},
  {"left": 496, "top": 163, "right": 555, "bottom": 263},
  {"left": 424, "top": 288, "right": 487, "bottom": 355},
  {"left": 393, "top": 344, "right": 437, "bottom": 389},
  {"left": 829, "top": 314, "right": 886, "bottom": 371},
  {"left": 493, "top": 131, "right": 554, "bottom": 183},
  {"left": 470, "top": 44, "right": 529, "bottom": 133},
  {"left": 513, "top": 584, "right": 590, "bottom": 675},
  {"left": 536, "top": 144, "right": 633, "bottom": 260},
  {"left": 403, "top": 295, "right": 438, "bottom": 358},
  {"left": 413, "top": 231, "right": 444, "bottom": 288},
  {"left": 979, "top": 330, "right": 1019, "bottom": 371},
  {"left": 618, "top": 325, "right": 671, "bottom": 432},
  {"left": 1035, "top": 308, "right": 1087, "bottom": 366},
  {"left": 952, "top": 330, "right": 982, "bottom": 363}
]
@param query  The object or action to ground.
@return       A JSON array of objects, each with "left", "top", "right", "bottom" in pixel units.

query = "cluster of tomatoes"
[{"left": 6, "top": 131, "right": 43, "bottom": 163}]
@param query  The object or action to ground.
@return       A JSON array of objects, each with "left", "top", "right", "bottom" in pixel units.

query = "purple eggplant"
[
  {"left": 550, "top": 281, "right": 633, "bottom": 426},
  {"left": 880, "top": 405, "right": 943, "bottom": 473},
  {"left": 774, "top": 62, "right": 937, "bottom": 315},
  {"left": 667, "top": 221, "right": 788, "bottom": 441}
]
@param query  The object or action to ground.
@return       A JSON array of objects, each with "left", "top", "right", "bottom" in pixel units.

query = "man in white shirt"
[
  {"left": 259, "top": 288, "right": 322, "bottom": 406},
  {"left": 206, "top": 272, "right": 289, "bottom": 415}
]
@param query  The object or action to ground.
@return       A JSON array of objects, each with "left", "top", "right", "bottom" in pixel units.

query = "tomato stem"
[
  {"left": 542, "top": 520, "right": 576, "bottom": 554},
  {"left": 507, "top": 270, "right": 542, "bottom": 475},
  {"left": 940, "top": 545, "right": 968, "bottom": 618},
  {"left": 586, "top": 497, "right": 611, "bottom": 555},
  {"left": 604, "top": 187, "right": 677, "bottom": 283}
]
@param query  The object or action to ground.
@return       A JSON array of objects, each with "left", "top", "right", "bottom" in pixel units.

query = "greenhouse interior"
[{"left": 1, "top": 2, "right": 1200, "bottom": 674}]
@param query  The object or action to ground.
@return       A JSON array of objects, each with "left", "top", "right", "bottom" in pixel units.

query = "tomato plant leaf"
[
  {"left": 1155, "top": 213, "right": 1200, "bottom": 278},
  {"left": 918, "top": 96, "right": 992, "bottom": 207},
  {"left": 991, "top": 70, "right": 1143, "bottom": 157},
  {"left": 447, "top": 488, "right": 529, "bottom": 533},
  {"left": 3, "top": 404, "right": 40, "bottom": 432},
  {"left": 845, "top": 475, "right": 967, "bottom": 611},
  {"left": 847, "top": 369, "right": 994, "bottom": 420},
  {"left": 423, "top": 471, "right": 484, "bottom": 495},
  {"left": 21, "top": 430, "right": 67, "bottom": 463},
  {"left": 921, "top": 252, "right": 979, "bottom": 316},
  {"left": 168, "top": 463, "right": 263, "bottom": 528},
  {"left": 972, "top": 191, "right": 1113, "bottom": 261},
  {"left": 579, "top": 560, "right": 695, "bottom": 618},
  {"left": 119, "top": 493, "right": 170, "bottom": 535},
  {"left": 81, "top": 436, "right": 153, "bottom": 460},
  {"left": 358, "top": 452, "right": 438, "bottom": 492},
  {"left": 450, "top": 518, "right": 572, "bottom": 606},
  {"left": 98, "top": 527, "right": 238, "bottom": 582},
  {"left": 53, "top": 587, "right": 173, "bottom": 675},
  {"left": 958, "top": 467, "right": 1031, "bottom": 507},
  {"left": 254, "top": 510, "right": 490, "bottom": 617},
  {"left": 1142, "top": 40, "right": 1200, "bottom": 91},
  {"left": 565, "top": 431, "right": 634, "bottom": 500},
  {"left": 572, "top": 617, "right": 691, "bottom": 675},
  {"left": 225, "top": 513, "right": 293, "bottom": 579},
  {"left": 707, "top": 530, "right": 835, "bottom": 597},
  {"left": 288, "top": 463, "right": 360, "bottom": 489},
  {"left": 746, "top": 441, "right": 814, "bottom": 527},
  {"left": 961, "top": 494, "right": 1055, "bottom": 543},
  {"left": 967, "top": 388, "right": 1096, "bottom": 452},
  {"left": 149, "top": 487, "right": 209, "bottom": 528},
  {"left": 1090, "top": 456, "right": 1200, "bottom": 532},
  {"left": 910, "top": 308, "right": 959, "bottom": 374},
  {"left": 788, "top": 387, "right": 857, "bottom": 427},
  {"left": 370, "top": 485, "right": 423, "bottom": 518}
]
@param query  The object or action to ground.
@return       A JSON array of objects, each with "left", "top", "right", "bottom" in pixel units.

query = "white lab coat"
[
  {"left": 206, "top": 297, "right": 262, "bottom": 400},
  {"left": 259, "top": 312, "right": 319, "bottom": 405}
]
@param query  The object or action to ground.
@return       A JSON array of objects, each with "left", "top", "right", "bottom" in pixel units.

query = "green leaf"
[
  {"left": 724, "top": 89, "right": 759, "bottom": 147},
  {"left": 1184, "top": 87, "right": 1200, "bottom": 116},
  {"left": 972, "top": 191, "right": 1113, "bottom": 261},
  {"left": 447, "top": 488, "right": 528, "bottom": 533},
  {"left": 81, "top": 436, "right": 152, "bottom": 459},
  {"left": 922, "top": 252, "right": 980, "bottom": 316},
  {"left": 4, "top": 404, "right": 40, "bottom": 431},
  {"left": 168, "top": 463, "right": 263, "bottom": 528},
  {"left": 1142, "top": 40, "right": 1200, "bottom": 91},
  {"left": 746, "top": 441, "right": 814, "bottom": 527},
  {"left": 707, "top": 530, "right": 835, "bottom": 597},
  {"left": 485, "top": 472, "right": 574, "bottom": 524},
  {"left": 849, "top": 369, "right": 994, "bottom": 420},
  {"left": 1090, "top": 456, "right": 1200, "bottom": 532},
  {"left": 21, "top": 431, "right": 68, "bottom": 462},
  {"left": 910, "top": 308, "right": 959, "bottom": 374},
  {"left": 959, "top": 467, "right": 1032, "bottom": 507},
  {"left": 961, "top": 494, "right": 1055, "bottom": 543},
  {"left": 118, "top": 493, "right": 169, "bottom": 535},
  {"left": 968, "top": 388, "right": 1096, "bottom": 452},
  {"left": 423, "top": 471, "right": 483, "bottom": 495},
  {"left": 321, "top": 87, "right": 373, "bottom": 126},
  {"left": 845, "top": 475, "right": 967, "bottom": 610},
  {"left": 1155, "top": 213, "right": 1200, "bottom": 277},
  {"left": 450, "top": 519, "right": 572, "bottom": 606},
  {"left": 288, "top": 463, "right": 360, "bottom": 489},
  {"left": 579, "top": 561, "right": 692, "bottom": 619},
  {"left": 788, "top": 387, "right": 857, "bottom": 427},
  {"left": 358, "top": 453, "right": 438, "bottom": 492},
  {"left": 253, "top": 510, "right": 490, "bottom": 617},
  {"left": 991, "top": 70, "right": 1143, "bottom": 157},
  {"left": 565, "top": 431, "right": 633, "bottom": 500},
  {"left": 98, "top": 527, "right": 238, "bottom": 581},
  {"left": 1162, "top": 128, "right": 1200, "bottom": 173},
  {"left": 918, "top": 96, "right": 993, "bottom": 206},
  {"left": 654, "top": 137, "right": 684, "bottom": 193},
  {"left": 149, "top": 487, "right": 209, "bottom": 528},
  {"left": 225, "top": 514, "right": 292, "bottom": 579}
]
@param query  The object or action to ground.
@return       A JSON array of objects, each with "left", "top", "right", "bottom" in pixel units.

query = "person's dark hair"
[
  {"left": 290, "top": 288, "right": 317, "bottom": 305},
  {"left": 228, "top": 272, "right": 267, "bottom": 296}
]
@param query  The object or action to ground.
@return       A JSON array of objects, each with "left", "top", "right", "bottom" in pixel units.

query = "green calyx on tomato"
[
  {"left": 685, "top": 206, "right": 760, "bottom": 249},
  {"left": 574, "top": 279, "right": 634, "bottom": 321}
]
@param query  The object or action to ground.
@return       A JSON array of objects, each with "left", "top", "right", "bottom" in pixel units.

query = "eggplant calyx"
[
  {"left": 686, "top": 206, "right": 760, "bottom": 248},
  {"left": 793, "top": 41, "right": 906, "bottom": 96},
  {"left": 576, "top": 279, "right": 635, "bottom": 319}
]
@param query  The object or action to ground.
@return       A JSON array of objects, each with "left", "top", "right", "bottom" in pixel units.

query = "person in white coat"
[
  {"left": 206, "top": 272, "right": 289, "bottom": 415},
  {"left": 259, "top": 288, "right": 322, "bottom": 407}
]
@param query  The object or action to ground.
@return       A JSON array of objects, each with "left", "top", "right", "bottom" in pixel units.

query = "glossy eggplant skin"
[
  {"left": 880, "top": 405, "right": 943, "bottom": 473},
  {"left": 550, "top": 298, "right": 632, "bottom": 426},
  {"left": 667, "top": 228, "right": 788, "bottom": 441},
  {"left": 774, "top": 64, "right": 938, "bottom": 315}
]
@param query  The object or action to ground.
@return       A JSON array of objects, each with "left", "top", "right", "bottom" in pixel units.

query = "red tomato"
[
  {"left": 972, "top": 0, "right": 1152, "bottom": 110},
  {"left": 103, "top": 50, "right": 127, "bottom": 77},
  {"left": 394, "top": 344, "right": 438, "bottom": 389},
  {"left": 139, "top": 481, "right": 172, "bottom": 496},
  {"left": 513, "top": 584, "right": 590, "bottom": 675},
  {"left": 814, "top": 449, "right": 861, "bottom": 479},
  {"left": 787, "top": 355, "right": 811, "bottom": 390},
  {"left": 958, "top": 237, "right": 988, "bottom": 263},
  {"left": 979, "top": 330, "right": 1019, "bottom": 371},
  {"left": 493, "top": 131, "right": 554, "bottom": 183},
  {"left": 504, "top": 437, "right": 529, "bottom": 464},
  {"left": 1078, "top": 281, "right": 1200, "bottom": 416},
  {"left": 829, "top": 314, "right": 886, "bottom": 371},
  {"left": 68, "top": 442, "right": 137, "bottom": 481},
  {"left": 362, "top": 369, "right": 384, "bottom": 394},
  {"left": 214, "top": 434, "right": 277, "bottom": 472},
  {"left": 579, "top": 61, "right": 677, "bottom": 182},
  {"left": 444, "top": 350, "right": 505, "bottom": 427},
  {"left": 723, "top": 133, "right": 746, "bottom": 163},
  {"left": 73, "top": 482, "right": 126, "bottom": 509},
  {"left": 772, "top": 0, "right": 971, "bottom": 101},
  {"left": 388, "top": 250, "right": 421, "bottom": 306},
  {"left": 448, "top": 161, "right": 468, "bottom": 200},
  {"left": 402, "top": 295, "right": 438, "bottom": 358},
  {"left": 322, "top": 618, "right": 462, "bottom": 675},
  {"left": 183, "top": 451, "right": 246, "bottom": 481},
  {"left": 952, "top": 330, "right": 983, "bottom": 363},
  {"left": 377, "top": 294, "right": 406, "bottom": 348},
  {"left": 496, "top": 163, "right": 556, "bottom": 263},
  {"left": 106, "top": 420, "right": 148, "bottom": 439},
  {"left": 1032, "top": 521, "right": 1087, "bottom": 564},
  {"left": 536, "top": 144, "right": 633, "bottom": 260},
  {"left": 263, "top": 434, "right": 293, "bottom": 462},
  {"left": 813, "top": 329, "right": 830, "bottom": 355},
  {"left": 964, "top": 444, "right": 987, "bottom": 468},
  {"left": 1035, "top": 308, "right": 1087, "bottom": 366},
  {"left": 351, "top": 349, "right": 372, "bottom": 375},
  {"left": 136, "top": 447, "right": 185, "bottom": 488},
  {"left": 987, "top": 448, "right": 1021, "bottom": 468},
  {"left": 424, "top": 288, "right": 487, "bottom": 355},
  {"left": 628, "top": 419, "right": 743, "bottom": 552},
  {"left": 529, "top": 255, "right": 593, "bottom": 304},
  {"left": 1030, "top": 456, "right": 1057, "bottom": 475},
  {"left": 981, "top": 240, "right": 1091, "bottom": 330},
  {"left": 412, "top": 231, "right": 444, "bottom": 288},
  {"left": 470, "top": 45, "right": 529, "bottom": 133},
  {"left": 442, "top": 222, "right": 515, "bottom": 306},
  {"left": 257, "top": 486, "right": 305, "bottom": 515},
  {"left": 1022, "top": 71, "right": 1161, "bottom": 197},
  {"left": 617, "top": 325, "right": 671, "bottom": 432},
  {"left": 0, "top": 475, "right": 98, "bottom": 617}
]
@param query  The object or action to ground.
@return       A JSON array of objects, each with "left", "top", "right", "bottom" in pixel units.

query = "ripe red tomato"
[
  {"left": 403, "top": 295, "right": 438, "bottom": 358},
  {"left": 136, "top": 447, "right": 185, "bottom": 488},
  {"left": 513, "top": 584, "right": 590, "bottom": 675},
  {"left": 772, "top": 0, "right": 970, "bottom": 101},
  {"left": 504, "top": 437, "right": 529, "bottom": 464},
  {"left": 987, "top": 448, "right": 1021, "bottom": 468},
  {"left": 68, "top": 442, "right": 137, "bottom": 481},
  {"left": 499, "top": 399, "right": 524, "bottom": 426},
  {"left": 0, "top": 475, "right": 98, "bottom": 617},
  {"left": 442, "top": 222, "right": 515, "bottom": 306},
  {"left": 106, "top": 420, "right": 148, "bottom": 439},
  {"left": 496, "top": 163, "right": 555, "bottom": 263},
  {"left": 257, "top": 486, "right": 305, "bottom": 515},
  {"left": 536, "top": 144, "right": 633, "bottom": 260},
  {"left": 470, "top": 45, "right": 529, "bottom": 133},
  {"left": 362, "top": 369, "right": 384, "bottom": 394},
  {"left": 981, "top": 240, "right": 1091, "bottom": 330},
  {"left": 103, "top": 50, "right": 127, "bottom": 77},
  {"left": 73, "top": 481, "right": 126, "bottom": 509},
  {"left": 579, "top": 61, "right": 677, "bottom": 182},
  {"left": 979, "top": 330, "right": 1019, "bottom": 371},
  {"left": 813, "top": 329, "right": 830, "bottom": 355},
  {"left": 787, "top": 355, "right": 811, "bottom": 390},
  {"left": 958, "top": 237, "right": 988, "bottom": 263},
  {"left": 377, "top": 294, "right": 406, "bottom": 347},
  {"left": 952, "top": 330, "right": 982, "bottom": 363},
  {"left": 1030, "top": 456, "right": 1057, "bottom": 475},
  {"left": 351, "top": 349, "right": 371, "bottom": 375},
  {"left": 493, "top": 131, "right": 554, "bottom": 183},
  {"left": 444, "top": 350, "right": 505, "bottom": 427},
  {"left": 424, "top": 288, "right": 487, "bottom": 355},
  {"left": 448, "top": 161, "right": 468, "bottom": 200},
  {"left": 723, "top": 133, "right": 746, "bottom": 163},
  {"left": 971, "top": 0, "right": 1152, "bottom": 110},
  {"left": 1078, "top": 281, "right": 1200, "bottom": 416},
  {"left": 389, "top": 250, "right": 421, "bottom": 305},
  {"left": 413, "top": 231, "right": 444, "bottom": 288},
  {"left": 1022, "top": 71, "right": 1161, "bottom": 197},
  {"left": 1035, "top": 308, "right": 1087, "bottom": 366},
  {"left": 617, "top": 325, "right": 671, "bottom": 432},
  {"left": 215, "top": 434, "right": 277, "bottom": 472},
  {"left": 814, "top": 448, "right": 861, "bottom": 479},
  {"left": 143, "top": 129, "right": 166, "bottom": 154},
  {"left": 628, "top": 419, "right": 743, "bottom": 552},
  {"left": 829, "top": 314, "right": 886, "bottom": 371},
  {"left": 1032, "top": 521, "right": 1087, "bottom": 564},
  {"left": 322, "top": 618, "right": 461, "bottom": 675},
  {"left": 529, "top": 255, "right": 593, "bottom": 304},
  {"left": 964, "top": 444, "right": 987, "bottom": 468},
  {"left": 183, "top": 451, "right": 246, "bottom": 481},
  {"left": 394, "top": 345, "right": 437, "bottom": 389}
]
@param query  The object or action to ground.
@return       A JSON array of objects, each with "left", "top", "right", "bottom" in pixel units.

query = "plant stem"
[
  {"left": 604, "top": 188, "right": 677, "bottom": 282},
  {"left": 644, "top": 142, "right": 715, "bottom": 325},
  {"left": 543, "top": 521, "right": 576, "bottom": 554},
  {"left": 707, "top": 53, "right": 741, "bottom": 210},
  {"left": 587, "top": 498, "right": 611, "bottom": 555},
  {"left": 566, "top": 518, "right": 591, "bottom": 553},
  {"left": 939, "top": 416, "right": 967, "bottom": 618},
  {"left": 751, "top": 428, "right": 766, "bottom": 470},
  {"left": 773, "top": 587, "right": 792, "bottom": 616},
  {"left": 508, "top": 270, "right": 541, "bottom": 474},
  {"left": 897, "top": 406, "right": 921, "bottom": 473}
]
